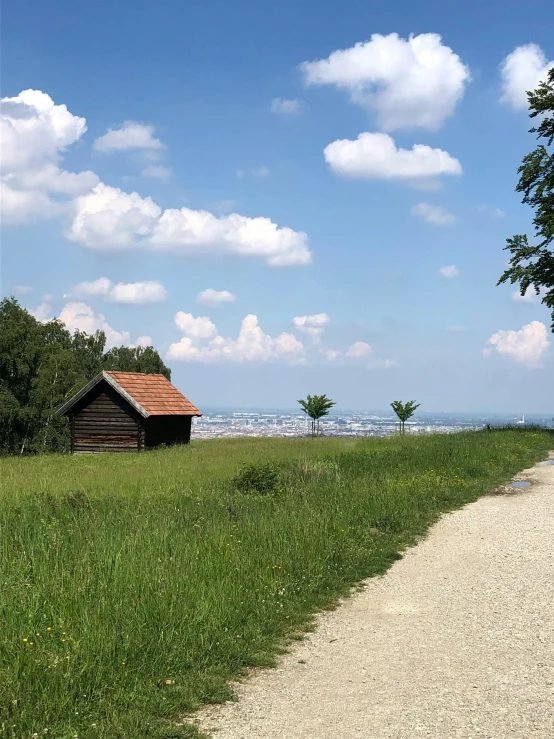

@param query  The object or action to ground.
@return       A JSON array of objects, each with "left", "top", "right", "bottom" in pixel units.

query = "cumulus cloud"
[
  {"left": 411, "top": 202, "right": 456, "bottom": 225},
  {"left": 142, "top": 165, "right": 171, "bottom": 180},
  {"left": 270, "top": 98, "right": 301, "bottom": 114},
  {"left": 30, "top": 301, "right": 136, "bottom": 349},
  {"left": 439, "top": 265, "right": 460, "bottom": 278},
  {"left": 324, "top": 132, "right": 461, "bottom": 186},
  {"left": 197, "top": 289, "right": 236, "bottom": 307},
  {"left": 66, "top": 184, "right": 311, "bottom": 265},
  {"left": 500, "top": 44, "right": 554, "bottom": 111},
  {"left": 301, "top": 32, "right": 470, "bottom": 131},
  {"left": 484, "top": 320, "right": 550, "bottom": 368},
  {"left": 149, "top": 207, "right": 311, "bottom": 266},
  {"left": 71, "top": 277, "right": 167, "bottom": 304},
  {"left": 293, "top": 313, "right": 330, "bottom": 339},
  {"left": 512, "top": 287, "right": 541, "bottom": 303},
  {"left": 1, "top": 89, "right": 99, "bottom": 223},
  {"left": 346, "top": 341, "right": 372, "bottom": 358},
  {"left": 3, "top": 89, "right": 312, "bottom": 267},
  {"left": 93, "top": 121, "right": 164, "bottom": 152},
  {"left": 174, "top": 312, "right": 217, "bottom": 339},
  {"left": 66, "top": 183, "right": 161, "bottom": 248},
  {"left": 168, "top": 314, "right": 305, "bottom": 364}
]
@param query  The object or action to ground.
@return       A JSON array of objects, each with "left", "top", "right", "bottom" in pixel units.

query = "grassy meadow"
[{"left": 1, "top": 428, "right": 552, "bottom": 739}]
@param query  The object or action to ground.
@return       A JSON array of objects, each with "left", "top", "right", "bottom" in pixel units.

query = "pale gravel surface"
[{"left": 191, "top": 454, "right": 554, "bottom": 739}]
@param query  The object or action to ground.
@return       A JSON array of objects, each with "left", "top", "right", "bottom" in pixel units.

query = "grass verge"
[{"left": 1, "top": 428, "right": 552, "bottom": 738}]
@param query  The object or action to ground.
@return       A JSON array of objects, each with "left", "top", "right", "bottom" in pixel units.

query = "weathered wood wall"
[
  {"left": 71, "top": 381, "right": 140, "bottom": 453},
  {"left": 144, "top": 415, "right": 192, "bottom": 448}
]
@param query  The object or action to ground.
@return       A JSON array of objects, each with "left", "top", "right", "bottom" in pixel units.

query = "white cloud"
[
  {"left": 236, "top": 166, "right": 270, "bottom": 178},
  {"left": 174, "top": 312, "right": 217, "bottom": 339},
  {"left": 168, "top": 314, "right": 305, "bottom": 364},
  {"left": 484, "top": 320, "right": 550, "bottom": 368},
  {"left": 439, "top": 265, "right": 460, "bottom": 278},
  {"left": 293, "top": 313, "right": 330, "bottom": 339},
  {"left": 324, "top": 132, "right": 462, "bottom": 186},
  {"left": 0, "top": 182, "right": 60, "bottom": 224},
  {"left": 93, "top": 121, "right": 164, "bottom": 152},
  {"left": 72, "top": 277, "right": 167, "bottom": 304},
  {"left": 3, "top": 89, "right": 311, "bottom": 268},
  {"left": 346, "top": 341, "right": 372, "bottom": 358},
  {"left": 66, "top": 183, "right": 162, "bottom": 248},
  {"left": 293, "top": 313, "right": 330, "bottom": 329},
  {"left": 135, "top": 335, "right": 152, "bottom": 347},
  {"left": 270, "top": 98, "right": 301, "bottom": 114},
  {"left": 411, "top": 202, "right": 455, "bottom": 226},
  {"left": 197, "top": 289, "right": 236, "bottom": 307},
  {"left": 31, "top": 301, "right": 135, "bottom": 349},
  {"left": 1, "top": 89, "right": 98, "bottom": 223},
  {"left": 511, "top": 286, "right": 547, "bottom": 304},
  {"left": 66, "top": 184, "right": 310, "bottom": 266},
  {"left": 29, "top": 302, "right": 53, "bottom": 322},
  {"left": 149, "top": 207, "right": 311, "bottom": 266},
  {"left": 500, "top": 44, "right": 554, "bottom": 111},
  {"left": 300, "top": 32, "right": 470, "bottom": 131},
  {"left": 142, "top": 165, "right": 171, "bottom": 180}
]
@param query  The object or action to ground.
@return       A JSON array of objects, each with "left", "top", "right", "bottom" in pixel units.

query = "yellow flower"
[
  {"left": 47, "top": 627, "right": 52, "bottom": 632},
  {"left": 61, "top": 638, "right": 66, "bottom": 643},
  {"left": 22, "top": 638, "right": 28, "bottom": 643},
  {"left": 36, "top": 632, "right": 41, "bottom": 637}
]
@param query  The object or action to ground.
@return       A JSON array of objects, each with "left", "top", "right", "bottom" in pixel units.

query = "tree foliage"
[
  {"left": 390, "top": 400, "right": 420, "bottom": 434},
  {"left": 498, "top": 67, "right": 554, "bottom": 330},
  {"left": 0, "top": 298, "right": 170, "bottom": 455},
  {"left": 297, "top": 394, "right": 336, "bottom": 437}
]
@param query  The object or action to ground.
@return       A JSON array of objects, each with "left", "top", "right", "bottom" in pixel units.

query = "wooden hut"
[{"left": 57, "top": 371, "right": 202, "bottom": 453}]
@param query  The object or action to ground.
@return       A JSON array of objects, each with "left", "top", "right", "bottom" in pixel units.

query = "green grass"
[{"left": 1, "top": 429, "right": 552, "bottom": 739}]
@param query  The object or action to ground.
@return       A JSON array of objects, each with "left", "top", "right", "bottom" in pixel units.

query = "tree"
[
  {"left": 103, "top": 345, "right": 171, "bottom": 380},
  {"left": 298, "top": 394, "right": 336, "bottom": 437},
  {"left": 390, "top": 400, "right": 420, "bottom": 434},
  {"left": 497, "top": 67, "right": 554, "bottom": 330},
  {"left": 0, "top": 298, "right": 171, "bottom": 455}
]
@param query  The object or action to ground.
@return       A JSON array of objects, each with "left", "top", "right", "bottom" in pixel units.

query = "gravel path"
[{"left": 193, "top": 455, "right": 554, "bottom": 739}]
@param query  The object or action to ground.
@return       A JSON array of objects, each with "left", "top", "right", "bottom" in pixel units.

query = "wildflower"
[
  {"left": 121, "top": 660, "right": 126, "bottom": 665},
  {"left": 30, "top": 641, "right": 34, "bottom": 646},
  {"left": 36, "top": 632, "right": 41, "bottom": 637},
  {"left": 47, "top": 627, "right": 52, "bottom": 632},
  {"left": 61, "top": 638, "right": 66, "bottom": 643},
  {"left": 22, "top": 638, "right": 28, "bottom": 643}
]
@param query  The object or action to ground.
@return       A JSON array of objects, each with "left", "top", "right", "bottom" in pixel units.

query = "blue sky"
[{"left": 2, "top": 0, "right": 553, "bottom": 412}]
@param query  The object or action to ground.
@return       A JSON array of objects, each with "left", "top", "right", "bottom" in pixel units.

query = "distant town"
[{"left": 192, "top": 410, "right": 553, "bottom": 440}]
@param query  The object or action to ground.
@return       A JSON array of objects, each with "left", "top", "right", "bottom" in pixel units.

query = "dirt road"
[{"left": 193, "top": 455, "right": 554, "bottom": 739}]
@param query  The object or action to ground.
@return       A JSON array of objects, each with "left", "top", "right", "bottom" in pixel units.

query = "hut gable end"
[{"left": 71, "top": 380, "right": 141, "bottom": 454}]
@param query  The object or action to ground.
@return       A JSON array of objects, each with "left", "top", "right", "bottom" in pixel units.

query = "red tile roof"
[{"left": 106, "top": 371, "right": 202, "bottom": 416}]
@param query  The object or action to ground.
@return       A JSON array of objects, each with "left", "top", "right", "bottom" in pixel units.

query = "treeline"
[{"left": 0, "top": 298, "right": 170, "bottom": 455}]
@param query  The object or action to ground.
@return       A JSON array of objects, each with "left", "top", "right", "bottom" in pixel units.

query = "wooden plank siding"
[{"left": 71, "top": 380, "right": 140, "bottom": 454}]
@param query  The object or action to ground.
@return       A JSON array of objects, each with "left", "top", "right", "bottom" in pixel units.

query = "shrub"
[{"left": 232, "top": 462, "right": 280, "bottom": 495}]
